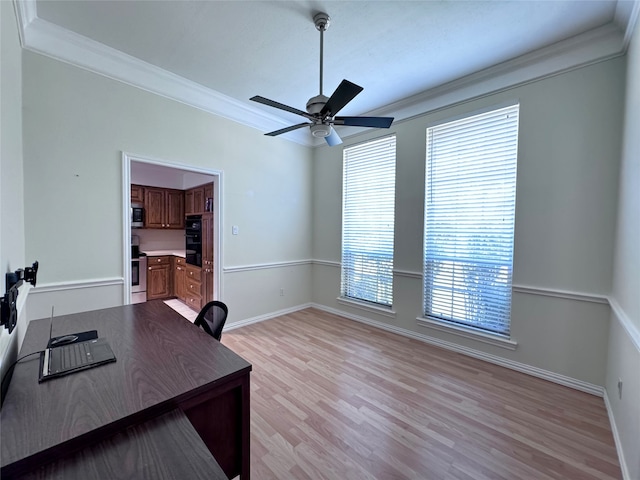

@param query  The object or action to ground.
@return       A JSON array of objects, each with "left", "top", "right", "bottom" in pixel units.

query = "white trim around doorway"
[{"left": 121, "top": 152, "right": 224, "bottom": 306}]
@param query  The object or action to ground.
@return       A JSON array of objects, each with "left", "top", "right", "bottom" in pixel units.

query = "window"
[
  {"left": 423, "top": 105, "right": 519, "bottom": 336},
  {"left": 341, "top": 135, "right": 396, "bottom": 307}
]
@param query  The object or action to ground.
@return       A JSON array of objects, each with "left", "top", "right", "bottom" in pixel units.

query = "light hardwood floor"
[{"left": 222, "top": 308, "right": 621, "bottom": 480}]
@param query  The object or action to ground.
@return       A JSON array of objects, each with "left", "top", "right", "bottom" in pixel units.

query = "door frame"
[{"left": 121, "top": 152, "right": 223, "bottom": 305}]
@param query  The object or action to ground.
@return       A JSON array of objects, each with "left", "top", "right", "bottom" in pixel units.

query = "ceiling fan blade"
[
  {"left": 325, "top": 127, "right": 342, "bottom": 146},
  {"left": 250, "top": 96, "right": 312, "bottom": 119},
  {"left": 264, "top": 122, "right": 311, "bottom": 137},
  {"left": 334, "top": 116, "right": 394, "bottom": 128},
  {"left": 320, "top": 80, "right": 363, "bottom": 117}
]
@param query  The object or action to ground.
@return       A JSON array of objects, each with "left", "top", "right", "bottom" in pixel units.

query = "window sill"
[
  {"left": 416, "top": 316, "right": 518, "bottom": 350},
  {"left": 337, "top": 297, "right": 396, "bottom": 318}
]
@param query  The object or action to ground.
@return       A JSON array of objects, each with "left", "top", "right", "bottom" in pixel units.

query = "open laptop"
[{"left": 38, "top": 308, "right": 116, "bottom": 382}]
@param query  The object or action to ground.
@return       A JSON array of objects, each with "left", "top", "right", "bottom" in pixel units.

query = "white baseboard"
[
  {"left": 603, "top": 389, "right": 631, "bottom": 480},
  {"left": 311, "top": 303, "right": 604, "bottom": 397},
  {"left": 224, "top": 303, "right": 312, "bottom": 331}
]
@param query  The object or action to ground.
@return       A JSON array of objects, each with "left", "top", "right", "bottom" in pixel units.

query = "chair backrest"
[{"left": 194, "top": 301, "right": 228, "bottom": 341}]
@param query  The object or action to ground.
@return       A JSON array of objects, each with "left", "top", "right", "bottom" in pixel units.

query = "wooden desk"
[
  {"left": 15, "top": 410, "right": 227, "bottom": 479},
  {"left": 0, "top": 301, "right": 251, "bottom": 479}
]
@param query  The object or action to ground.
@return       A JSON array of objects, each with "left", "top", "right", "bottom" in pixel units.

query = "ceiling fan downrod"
[{"left": 314, "top": 12, "right": 330, "bottom": 96}]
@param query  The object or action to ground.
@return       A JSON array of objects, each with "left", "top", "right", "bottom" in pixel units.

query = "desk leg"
[
  {"left": 240, "top": 374, "right": 250, "bottom": 480},
  {"left": 183, "top": 375, "right": 250, "bottom": 480}
]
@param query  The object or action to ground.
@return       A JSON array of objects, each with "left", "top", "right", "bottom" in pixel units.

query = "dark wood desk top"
[
  {"left": 16, "top": 409, "right": 227, "bottom": 480},
  {"left": 1, "top": 301, "right": 251, "bottom": 476}
]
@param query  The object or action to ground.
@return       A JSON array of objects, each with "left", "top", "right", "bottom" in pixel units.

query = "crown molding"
[
  {"left": 367, "top": 23, "right": 625, "bottom": 124},
  {"left": 311, "top": 23, "right": 627, "bottom": 145},
  {"left": 617, "top": 0, "right": 640, "bottom": 49},
  {"left": 14, "top": 1, "right": 313, "bottom": 146},
  {"left": 14, "top": 0, "right": 630, "bottom": 148}
]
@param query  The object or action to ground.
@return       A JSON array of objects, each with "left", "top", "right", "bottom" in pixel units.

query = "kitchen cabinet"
[
  {"left": 184, "top": 190, "right": 194, "bottom": 216},
  {"left": 204, "top": 183, "right": 213, "bottom": 211},
  {"left": 185, "top": 264, "right": 202, "bottom": 311},
  {"left": 147, "top": 256, "right": 172, "bottom": 300},
  {"left": 202, "top": 213, "right": 214, "bottom": 304},
  {"left": 145, "top": 187, "right": 185, "bottom": 229},
  {"left": 185, "top": 186, "right": 204, "bottom": 215},
  {"left": 173, "top": 257, "right": 186, "bottom": 302},
  {"left": 185, "top": 183, "right": 213, "bottom": 215},
  {"left": 131, "top": 184, "right": 144, "bottom": 204}
]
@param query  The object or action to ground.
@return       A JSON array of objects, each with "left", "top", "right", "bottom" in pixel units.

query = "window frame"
[
  {"left": 421, "top": 103, "right": 520, "bottom": 341},
  {"left": 340, "top": 134, "right": 397, "bottom": 310}
]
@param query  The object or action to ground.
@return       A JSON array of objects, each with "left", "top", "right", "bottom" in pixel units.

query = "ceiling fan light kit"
[
  {"left": 310, "top": 124, "right": 332, "bottom": 138},
  {"left": 250, "top": 11, "right": 394, "bottom": 146}
]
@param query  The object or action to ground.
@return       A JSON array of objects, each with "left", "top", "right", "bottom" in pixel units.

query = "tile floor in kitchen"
[{"left": 163, "top": 299, "right": 198, "bottom": 323}]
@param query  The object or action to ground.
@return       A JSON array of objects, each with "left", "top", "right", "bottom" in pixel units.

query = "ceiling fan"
[{"left": 250, "top": 12, "right": 394, "bottom": 146}]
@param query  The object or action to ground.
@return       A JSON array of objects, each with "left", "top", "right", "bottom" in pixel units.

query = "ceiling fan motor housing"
[{"left": 306, "top": 94, "right": 329, "bottom": 115}]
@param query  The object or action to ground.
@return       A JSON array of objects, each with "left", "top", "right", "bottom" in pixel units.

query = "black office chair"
[{"left": 194, "top": 301, "right": 228, "bottom": 341}]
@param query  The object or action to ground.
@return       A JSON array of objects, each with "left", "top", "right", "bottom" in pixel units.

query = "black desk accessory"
[{"left": 0, "top": 261, "right": 39, "bottom": 334}]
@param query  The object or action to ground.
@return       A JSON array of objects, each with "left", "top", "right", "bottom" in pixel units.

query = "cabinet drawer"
[
  {"left": 185, "top": 264, "right": 202, "bottom": 282},
  {"left": 186, "top": 279, "right": 202, "bottom": 296},
  {"left": 185, "top": 293, "right": 202, "bottom": 311},
  {"left": 149, "top": 256, "right": 170, "bottom": 265}
]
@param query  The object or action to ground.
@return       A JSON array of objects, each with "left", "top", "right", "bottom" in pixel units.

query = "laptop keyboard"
[{"left": 60, "top": 342, "right": 91, "bottom": 369}]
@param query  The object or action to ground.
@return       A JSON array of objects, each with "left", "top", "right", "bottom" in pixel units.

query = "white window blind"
[
  {"left": 424, "top": 105, "right": 519, "bottom": 336},
  {"left": 342, "top": 135, "right": 396, "bottom": 307}
]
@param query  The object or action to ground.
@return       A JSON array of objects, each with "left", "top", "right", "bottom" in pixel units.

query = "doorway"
[{"left": 121, "top": 153, "right": 223, "bottom": 308}]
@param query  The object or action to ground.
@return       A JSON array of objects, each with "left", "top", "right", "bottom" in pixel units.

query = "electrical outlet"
[
  {"left": 280, "top": 288, "right": 284, "bottom": 297},
  {"left": 618, "top": 379, "right": 623, "bottom": 399}
]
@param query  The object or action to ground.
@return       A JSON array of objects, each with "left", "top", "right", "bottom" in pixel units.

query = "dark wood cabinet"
[
  {"left": 147, "top": 256, "right": 172, "bottom": 300},
  {"left": 185, "top": 190, "right": 194, "bottom": 216},
  {"left": 166, "top": 190, "right": 184, "bottom": 228},
  {"left": 193, "top": 188, "right": 205, "bottom": 215},
  {"left": 144, "top": 187, "right": 185, "bottom": 229},
  {"left": 185, "top": 264, "right": 202, "bottom": 311},
  {"left": 131, "top": 184, "right": 144, "bottom": 204},
  {"left": 204, "top": 183, "right": 213, "bottom": 211},
  {"left": 185, "top": 183, "right": 213, "bottom": 215},
  {"left": 202, "top": 213, "right": 214, "bottom": 304},
  {"left": 174, "top": 256, "right": 186, "bottom": 302}
]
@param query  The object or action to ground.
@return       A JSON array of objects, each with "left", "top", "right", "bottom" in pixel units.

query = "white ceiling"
[{"left": 19, "top": 1, "right": 640, "bottom": 145}]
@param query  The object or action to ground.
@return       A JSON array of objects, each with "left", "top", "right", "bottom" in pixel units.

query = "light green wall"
[
  {"left": 312, "top": 58, "right": 625, "bottom": 386},
  {"left": 1, "top": 2, "right": 25, "bottom": 286},
  {"left": 606, "top": 14, "right": 640, "bottom": 480},
  {"left": 21, "top": 51, "right": 313, "bottom": 322},
  {"left": 0, "top": 0, "right": 27, "bottom": 388}
]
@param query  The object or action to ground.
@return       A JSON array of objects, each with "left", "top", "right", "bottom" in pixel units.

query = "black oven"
[{"left": 185, "top": 215, "right": 202, "bottom": 267}]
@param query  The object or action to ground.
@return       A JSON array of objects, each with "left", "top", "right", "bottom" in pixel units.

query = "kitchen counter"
[{"left": 142, "top": 249, "right": 186, "bottom": 258}]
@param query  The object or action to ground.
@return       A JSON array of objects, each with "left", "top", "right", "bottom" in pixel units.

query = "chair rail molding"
[
  {"left": 608, "top": 297, "right": 640, "bottom": 353},
  {"left": 29, "top": 278, "right": 124, "bottom": 294},
  {"left": 224, "top": 260, "right": 312, "bottom": 273}
]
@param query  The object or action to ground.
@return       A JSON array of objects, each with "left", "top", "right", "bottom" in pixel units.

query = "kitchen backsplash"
[{"left": 136, "top": 229, "right": 185, "bottom": 251}]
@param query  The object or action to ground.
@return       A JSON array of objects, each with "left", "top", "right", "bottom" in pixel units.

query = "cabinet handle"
[
  {"left": 148, "top": 267, "right": 151, "bottom": 271},
  {"left": 157, "top": 259, "right": 161, "bottom": 263}
]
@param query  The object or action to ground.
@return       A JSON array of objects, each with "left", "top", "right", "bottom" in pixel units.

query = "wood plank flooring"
[{"left": 222, "top": 308, "right": 621, "bottom": 480}]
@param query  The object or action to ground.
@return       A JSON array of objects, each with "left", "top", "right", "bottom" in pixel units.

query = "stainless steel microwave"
[{"left": 131, "top": 203, "right": 144, "bottom": 228}]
